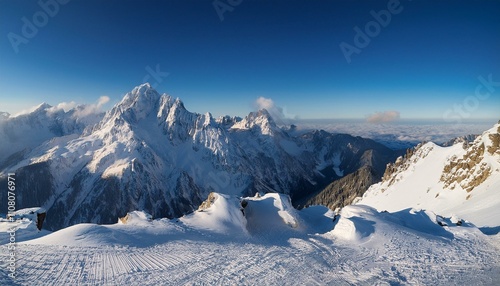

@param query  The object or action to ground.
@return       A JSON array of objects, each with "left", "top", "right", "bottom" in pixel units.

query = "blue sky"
[{"left": 0, "top": 0, "right": 499, "bottom": 121}]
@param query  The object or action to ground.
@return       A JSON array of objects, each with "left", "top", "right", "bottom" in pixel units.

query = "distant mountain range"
[{"left": 0, "top": 83, "right": 402, "bottom": 230}]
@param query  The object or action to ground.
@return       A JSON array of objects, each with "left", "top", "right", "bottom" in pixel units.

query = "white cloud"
[
  {"left": 46, "top": 96, "right": 110, "bottom": 118},
  {"left": 48, "top": 101, "right": 78, "bottom": 113},
  {"left": 253, "top": 96, "right": 297, "bottom": 125},
  {"left": 75, "top": 96, "right": 110, "bottom": 118},
  {"left": 255, "top": 97, "right": 276, "bottom": 111},
  {"left": 366, "top": 111, "right": 401, "bottom": 123}
]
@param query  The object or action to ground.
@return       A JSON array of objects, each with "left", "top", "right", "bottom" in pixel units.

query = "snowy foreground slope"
[
  {"left": 1, "top": 193, "right": 499, "bottom": 285},
  {"left": 358, "top": 122, "right": 500, "bottom": 227}
]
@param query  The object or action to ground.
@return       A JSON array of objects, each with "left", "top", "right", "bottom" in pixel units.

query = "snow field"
[{"left": 1, "top": 193, "right": 499, "bottom": 285}]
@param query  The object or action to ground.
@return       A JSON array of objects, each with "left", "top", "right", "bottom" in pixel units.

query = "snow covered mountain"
[
  {"left": 357, "top": 121, "right": 500, "bottom": 227},
  {"left": 441, "top": 133, "right": 478, "bottom": 147},
  {"left": 0, "top": 103, "right": 104, "bottom": 168},
  {"left": 0, "top": 83, "right": 400, "bottom": 230}
]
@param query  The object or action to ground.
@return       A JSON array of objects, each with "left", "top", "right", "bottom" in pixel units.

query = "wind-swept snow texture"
[{"left": 1, "top": 193, "right": 499, "bottom": 285}]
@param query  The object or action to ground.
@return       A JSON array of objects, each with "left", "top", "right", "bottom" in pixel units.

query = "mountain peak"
[
  {"left": 131, "top": 82, "right": 154, "bottom": 95},
  {"left": 13, "top": 102, "right": 53, "bottom": 118},
  {"left": 0, "top": 111, "right": 10, "bottom": 119},
  {"left": 114, "top": 83, "right": 162, "bottom": 119},
  {"left": 254, "top": 108, "right": 273, "bottom": 119},
  {"left": 173, "top": 97, "right": 186, "bottom": 110},
  {"left": 35, "top": 102, "right": 52, "bottom": 112},
  {"left": 230, "top": 108, "right": 278, "bottom": 135},
  {"left": 127, "top": 83, "right": 160, "bottom": 102}
]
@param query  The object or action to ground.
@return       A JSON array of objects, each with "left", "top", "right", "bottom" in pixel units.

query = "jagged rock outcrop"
[
  {"left": 198, "top": 192, "right": 218, "bottom": 211},
  {"left": 119, "top": 211, "right": 153, "bottom": 224},
  {"left": 488, "top": 127, "right": 500, "bottom": 155},
  {"left": 441, "top": 125, "right": 500, "bottom": 192},
  {"left": 382, "top": 142, "right": 430, "bottom": 187}
]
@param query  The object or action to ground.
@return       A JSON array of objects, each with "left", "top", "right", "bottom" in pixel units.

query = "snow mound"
[
  {"left": 243, "top": 193, "right": 300, "bottom": 235},
  {"left": 181, "top": 192, "right": 248, "bottom": 235},
  {"left": 329, "top": 205, "right": 480, "bottom": 242},
  {"left": 183, "top": 192, "right": 335, "bottom": 238},
  {"left": 18, "top": 192, "right": 336, "bottom": 247},
  {"left": 118, "top": 211, "right": 153, "bottom": 225},
  {"left": 328, "top": 205, "right": 376, "bottom": 241}
]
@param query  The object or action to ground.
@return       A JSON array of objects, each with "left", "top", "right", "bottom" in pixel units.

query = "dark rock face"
[
  {"left": 440, "top": 126, "right": 500, "bottom": 193},
  {"left": 36, "top": 212, "right": 46, "bottom": 230},
  {"left": 43, "top": 169, "right": 205, "bottom": 231},
  {"left": 0, "top": 162, "right": 53, "bottom": 215},
  {"left": 296, "top": 135, "right": 404, "bottom": 210},
  {"left": 302, "top": 166, "right": 378, "bottom": 211}
]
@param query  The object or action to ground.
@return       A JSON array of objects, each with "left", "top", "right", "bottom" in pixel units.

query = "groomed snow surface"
[{"left": 1, "top": 193, "right": 499, "bottom": 285}]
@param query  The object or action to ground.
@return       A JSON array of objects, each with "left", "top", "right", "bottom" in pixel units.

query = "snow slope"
[
  {"left": 358, "top": 122, "right": 500, "bottom": 227},
  {"left": 1, "top": 193, "right": 499, "bottom": 285}
]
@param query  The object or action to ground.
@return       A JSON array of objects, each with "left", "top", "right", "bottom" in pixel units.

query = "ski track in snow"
[
  {"left": 1, "top": 231, "right": 499, "bottom": 285},
  {"left": 2, "top": 194, "right": 500, "bottom": 285}
]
